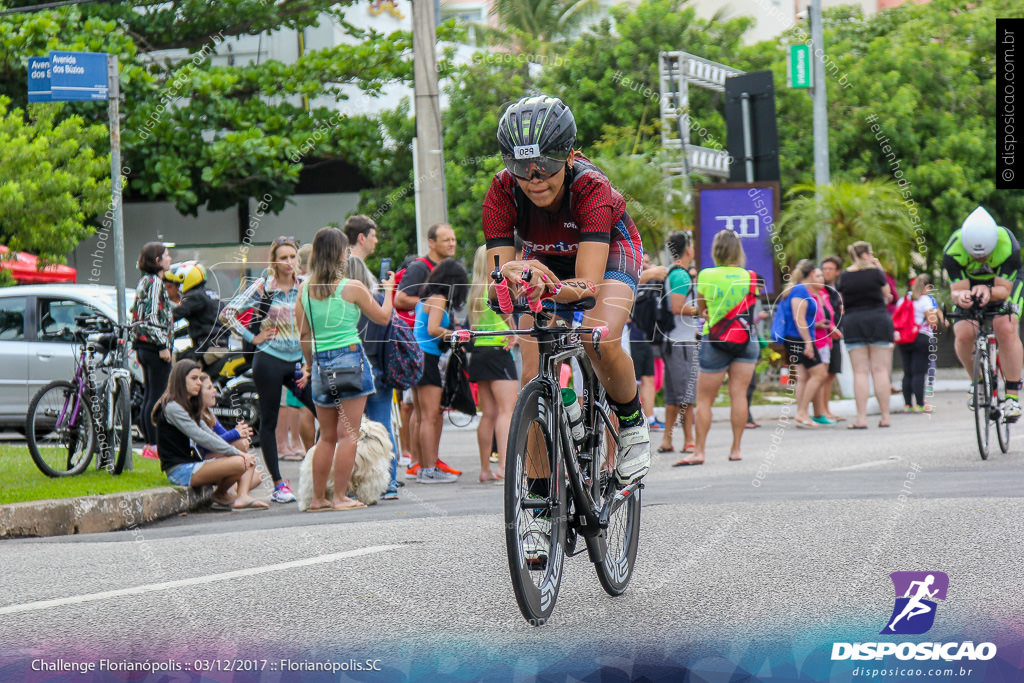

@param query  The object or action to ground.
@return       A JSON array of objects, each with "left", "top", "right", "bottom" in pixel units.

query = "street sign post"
[
  {"left": 789, "top": 45, "right": 812, "bottom": 89},
  {"left": 49, "top": 51, "right": 109, "bottom": 101},
  {"left": 27, "top": 57, "right": 51, "bottom": 102}
]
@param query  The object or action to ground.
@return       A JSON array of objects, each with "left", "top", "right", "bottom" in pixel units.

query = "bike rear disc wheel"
[
  {"left": 504, "top": 381, "right": 566, "bottom": 626},
  {"left": 592, "top": 424, "right": 641, "bottom": 596},
  {"left": 974, "top": 348, "right": 991, "bottom": 460},
  {"left": 26, "top": 380, "right": 96, "bottom": 477},
  {"left": 105, "top": 377, "right": 132, "bottom": 475}
]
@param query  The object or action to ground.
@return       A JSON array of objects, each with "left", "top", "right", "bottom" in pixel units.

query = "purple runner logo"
[{"left": 881, "top": 571, "right": 949, "bottom": 635}]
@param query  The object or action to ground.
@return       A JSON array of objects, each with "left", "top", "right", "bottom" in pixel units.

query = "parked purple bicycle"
[{"left": 26, "top": 314, "right": 141, "bottom": 477}]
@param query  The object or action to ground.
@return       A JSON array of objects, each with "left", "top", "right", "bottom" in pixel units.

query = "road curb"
[{"left": 0, "top": 486, "right": 211, "bottom": 539}]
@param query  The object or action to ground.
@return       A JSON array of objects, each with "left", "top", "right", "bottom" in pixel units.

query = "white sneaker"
[
  {"left": 397, "top": 454, "right": 411, "bottom": 468},
  {"left": 615, "top": 422, "right": 651, "bottom": 486},
  {"left": 522, "top": 516, "right": 551, "bottom": 568},
  {"left": 1002, "top": 397, "right": 1021, "bottom": 422},
  {"left": 417, "top": 466, "right": 458, "bottom": 484}
]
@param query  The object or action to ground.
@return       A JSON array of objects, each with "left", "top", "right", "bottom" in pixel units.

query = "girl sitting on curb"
[
  {"left": 153, "top": 359, "right": 268, "bottom": 510},
  {"left": 195, "top": 373, "right": 264, "bottom": 505}
]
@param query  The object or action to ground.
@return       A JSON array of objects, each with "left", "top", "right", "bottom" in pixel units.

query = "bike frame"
[{"left": 461, "top": 310, "right": 642, "bottom": 561}]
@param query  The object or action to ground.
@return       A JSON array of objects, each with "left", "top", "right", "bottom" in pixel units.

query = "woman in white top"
[{"left": 899, "top": 275, "right": 939, "bottom": 413}]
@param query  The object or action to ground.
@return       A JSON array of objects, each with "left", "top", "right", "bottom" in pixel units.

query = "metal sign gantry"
[{"left": 658, "top": 52, "right": 743, "bottom": 181}]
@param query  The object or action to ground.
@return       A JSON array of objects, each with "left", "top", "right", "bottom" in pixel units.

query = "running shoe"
[
  {"left": 648, "top": 418, "right": 666, "bottom": 431},
  {"left": 271, "top": 481, "right": 296, "bottom": 503},
  {"left": 140, "top": 445, "right": 160, "bottom": 460},
  {"left": 405, "top": 463, "right": 421, "bottom": 480},
  {"left": 417, "top": 466, "right": 458, "bottom": 484},
  {"left": 614, "top": 422, "right": 651, "bottom": 486},
  {"left": 436, "top": 458, "right": 462, "bottom": 476},
  {"left": 381, "top": 486, "right": 399, "bottom": 501},
  {"left": 967, "top": 389, "right": 975, "bottom": 411},
  {"left": 398, "top": 453, "right": 412, "bottom": 468},
  {"left": 811, "top": 415, "right": 838, "bottom": 426}
]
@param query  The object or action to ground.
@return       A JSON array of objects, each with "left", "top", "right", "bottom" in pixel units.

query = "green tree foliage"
[
  {"left": 485, "top": 0, "right": 601, "bottom": 48},
  {"left": 540, "top": 0, "right": 752, "bottom": 150},
  {"left": 0, "top": 97, "right": 110, "bottom": 263},
  {"left": 743, "top": 0, "right": 1024, "bottom": 264},
  {"left": 776, "top": 180, "right": 919, "bottom": 276},
  {"left": 0, "top": 1, "right": 433, "bottom": 217}
]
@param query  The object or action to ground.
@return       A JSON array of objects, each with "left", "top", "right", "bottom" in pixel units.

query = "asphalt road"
[{"left": 2, "top": 391, "right": 1022, "bottom": 681}]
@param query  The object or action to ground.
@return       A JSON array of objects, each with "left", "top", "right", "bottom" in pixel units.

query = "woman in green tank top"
[
  {"left": 295, "top": 227, "right": 395, "bottom": 511},
  {"left": 467, "top": 246, "right": 519, "bottom": 482}
]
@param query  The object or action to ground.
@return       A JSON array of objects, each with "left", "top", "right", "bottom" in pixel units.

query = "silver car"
[{"left": 0, "top": 284, "right": 141, "bottom": 430}]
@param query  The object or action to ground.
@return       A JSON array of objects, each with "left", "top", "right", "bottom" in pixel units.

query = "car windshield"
[{"left": 96, "top": 290, "right": 136, "bottom": 315}]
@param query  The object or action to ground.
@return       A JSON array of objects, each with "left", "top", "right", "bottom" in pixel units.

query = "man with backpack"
[
  {"left": 657, "top": 232, "right": 700, "bottom": 455},
  {"left": 631, "top": 253, "right": 668, "bottom": 431},
  {"left": 393, "top": 223, "right": 461, "bottom": 480}
]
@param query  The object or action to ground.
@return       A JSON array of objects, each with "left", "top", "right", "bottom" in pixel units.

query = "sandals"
[
  {"left": 280, "top": 452, "right": 306, "bottom": 462},
  {"left": 656, "top": 445, "right": 675, "bottom": 454}
]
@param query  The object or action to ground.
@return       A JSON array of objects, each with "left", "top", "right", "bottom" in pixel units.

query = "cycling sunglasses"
[{"left": 501, "top": 148, "right": 568, "bottom": 181}]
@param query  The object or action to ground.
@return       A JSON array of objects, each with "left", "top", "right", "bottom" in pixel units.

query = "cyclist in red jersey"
[{"left": 483, "top": 95, "right": 650, "bottom": 488}]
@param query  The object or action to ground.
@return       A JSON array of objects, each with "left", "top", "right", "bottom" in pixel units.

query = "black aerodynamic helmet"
[{"left": 496, "top": 96, "right": 576, "bottom": 179}]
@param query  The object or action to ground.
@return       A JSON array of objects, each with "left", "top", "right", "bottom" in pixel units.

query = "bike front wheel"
[
  {"left": 26, "top": 380, "right": 96, "bottom": 477},
  {"left": 973, "top": 346, "right": 992, "bottom": 460},
  {"left": 592, "top": 424, "right": 641, "bottom": 596},
  {"left": 103, "top": 377, "right": 132, "bottom": 475},
  {"left": 504, "top": 380, "right": 567, "bottom": 626}
]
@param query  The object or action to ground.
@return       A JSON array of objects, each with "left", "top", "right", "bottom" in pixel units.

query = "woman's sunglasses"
[
  {"left": 273, "top": 236, "right": 299, "bottom": 246},
  {"left": 501, "top": 153, "right": 567, "bottom": 181}
]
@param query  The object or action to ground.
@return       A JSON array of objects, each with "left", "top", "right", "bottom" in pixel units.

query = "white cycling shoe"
[
  {"left": 1002, "top": 397, "right": 1021, "bottom": 422},
  {"left": 614, "top": 422, "right": 651, "bottom": 486}
]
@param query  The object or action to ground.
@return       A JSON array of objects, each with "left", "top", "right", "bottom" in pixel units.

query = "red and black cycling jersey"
[{"left": 482, "top": 155, "right": 644, "bottom": 281}]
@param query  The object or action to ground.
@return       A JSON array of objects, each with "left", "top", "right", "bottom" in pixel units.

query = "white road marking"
[
  {"left": 0, "top": 544, "right": 404, "bottom": 616},
  {"left": 831, "top": 457, "right": 902, "bottom": 471}
]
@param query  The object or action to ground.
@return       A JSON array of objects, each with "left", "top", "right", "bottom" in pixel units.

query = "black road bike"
[
  {"left": 453, "top": 297, "right": 643, "bottom": 625},
  {"left": 950, "top": 302, "right": 1012, "bottom": 459}
]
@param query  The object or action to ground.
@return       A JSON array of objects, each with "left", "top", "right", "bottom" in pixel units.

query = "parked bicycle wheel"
[
  {"left": 102, "top": 376, "right": 132, "bottom": 475},
  {"left": 592, "top": 422, "right": 641, "bottom": 596},
  {"left": 504, "top": 380, "right": 567, "bottom": 626},
  {"left": 26, "top": 380, "right": 97, "bottom": 477},
  {"left": 973, "top": 346, "right": 992, "bottom": 460}
]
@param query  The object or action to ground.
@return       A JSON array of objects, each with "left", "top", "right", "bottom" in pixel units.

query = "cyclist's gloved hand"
[{"left": 970, "top": 285, "right": 991, "bottom": 306}]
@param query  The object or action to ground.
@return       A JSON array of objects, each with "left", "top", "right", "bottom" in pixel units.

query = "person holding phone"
[{"left": 221, "top": 236, "right": 315, "bottom": 504}]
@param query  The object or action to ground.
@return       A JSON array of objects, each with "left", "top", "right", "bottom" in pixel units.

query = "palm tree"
[
  {"left": 775, "top": 180, "right": 918, "bottom": 276},
  {"left": 481, "top": 0, "right": 602, "bottom": 51}
]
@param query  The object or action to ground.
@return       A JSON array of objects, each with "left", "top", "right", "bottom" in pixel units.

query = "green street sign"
[{"left": 789, "top": 45, "right": 812, "bottom": 89}]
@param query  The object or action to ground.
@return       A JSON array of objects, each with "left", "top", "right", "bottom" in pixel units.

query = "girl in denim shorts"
[{"left": 295, "top": 228, "right": 395, "bottom": 512}]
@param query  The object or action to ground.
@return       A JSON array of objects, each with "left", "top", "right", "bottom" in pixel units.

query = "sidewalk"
[{"left": 1, "top": 385, "right": 969, "bottom": 539}]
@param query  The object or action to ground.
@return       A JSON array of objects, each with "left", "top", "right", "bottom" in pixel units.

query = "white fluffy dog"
[{"left": 297, "top": 417, "right": 393, "bottom": 510}]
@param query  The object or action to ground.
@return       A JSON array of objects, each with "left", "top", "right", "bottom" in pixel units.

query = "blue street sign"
[
  {"left": 27, "top": 57, "right": 52, "bottom": 102},
  {"left": 49, "top": 51, "right": 108, "bottom": 101}
]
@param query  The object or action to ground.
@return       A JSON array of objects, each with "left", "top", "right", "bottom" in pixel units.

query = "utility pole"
[
  {"left": 810, "top": 0, "right": 830, "bottom": 260},
  {"left": 412, "top": 0, "right": 448, "bottom": 254}
]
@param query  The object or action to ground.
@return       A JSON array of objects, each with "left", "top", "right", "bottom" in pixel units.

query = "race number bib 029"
[{"left": 514, "top": 144, "right": 539, "bottom": 159}]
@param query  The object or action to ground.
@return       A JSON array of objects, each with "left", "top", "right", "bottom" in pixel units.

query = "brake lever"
[
  {"left": 491, "top": 255, "right": 514, "bottom": 314},
  {"left": 450, "top": 329, "right": 472, "bottom": 348}
]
